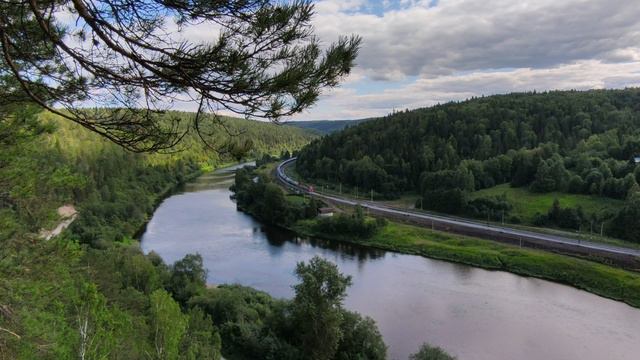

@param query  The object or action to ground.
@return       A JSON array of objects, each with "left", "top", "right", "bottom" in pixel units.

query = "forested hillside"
[
  {"left": 285, "top": 119, "right": 369, "bottom": 134},
  {"left": 0, "top": 108, "right": 316, "bottom": 358},
  {"left": 296, "top": 89, "right": 640, "bottom": 242}
]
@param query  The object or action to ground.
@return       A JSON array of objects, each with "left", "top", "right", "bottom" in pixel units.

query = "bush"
[
  {"left": 608, "top": 194, "right": 640, "bottom": 242},
  {"left": 567, "top": 175, "right": 585, "bottom": 194},
  {"left": 532, "top": 212, "right": 548, "bottom": 226},
  {"left": 335, "top": 311, "right": 387, "bottom": 360},
  {"left": 467, "top": 195, "right": 512, "bottom": 221},
  {"left": 315, "top": 206, "right": 384, "bottom": 239},
  {"left": 410, "top": 343, "right": 456, "bottom": 360},
  {"left": 422, "top": 189, "right": 467, "bottom": 214},
  {"left": 545, "top": 199, "right": 587, "bottom": 230}
]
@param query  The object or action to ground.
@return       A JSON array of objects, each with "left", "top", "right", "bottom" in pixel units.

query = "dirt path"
[{"left": 40, "top": 205, "right": 78, "bottom": 240}]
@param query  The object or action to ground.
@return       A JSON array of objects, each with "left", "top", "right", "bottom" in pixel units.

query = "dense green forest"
[
  {"left": 1, "top": 110, "right": 314, "bottom": 246},
  {"left": 0, "top": 108, "right": 320, "bottom": 359},
  {"left": 296, "top": 89, "right": 640, "bottom": 242},
  {"left": 285, "top": 119, "right": 370, "bottom": 135}
]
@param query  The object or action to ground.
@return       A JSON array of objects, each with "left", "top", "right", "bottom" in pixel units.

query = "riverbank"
[
  {"left": 243, "top": 162, "right": 640, "bottom": 307},
  {"left": 233, "top": 176, "right": 640, "bottom": 309},
  {"left": 133, "top": 161, "right": 241, "bottom": 239},
  {"left": 289, "top": 218, "right": 640, "bottom": 308},
  {"left": 142, "top": 165, "right": 640, "bottom": 360},
  {"left": 259, "top": 160, "right": 640, "bottom": 308}
]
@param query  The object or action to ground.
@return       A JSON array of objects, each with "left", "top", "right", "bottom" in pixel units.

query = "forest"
[
  {"left": 296, "top": 89, "right": 640, "bottom": 242},
  {"left": 0, "top": 106, "right": 446, "bottom": 359},
  {"left": 285, "top": 119, "right": 370, "bottom": 135},
  {"left": 0, "top": 108, "right": 324, "bottom": 359}
]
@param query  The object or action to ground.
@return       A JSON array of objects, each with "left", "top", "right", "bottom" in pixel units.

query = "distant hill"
[
  {"left": 296, "top": 89, "right": 640, "bottom": 242},
  {"left": 284, "top": 119, "right": 370, "bottom": 135},
  {"left": 99, "top": 111, "right": 319, "bottom": 157}
]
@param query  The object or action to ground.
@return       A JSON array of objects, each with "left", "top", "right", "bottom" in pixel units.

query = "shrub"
[{"left": 410, "top": 343, "right": 456, "bottom": 360}]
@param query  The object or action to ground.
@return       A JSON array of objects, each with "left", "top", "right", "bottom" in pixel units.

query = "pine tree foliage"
[{"left": 0, "top": 0, "right": 360, "bottom": 151}]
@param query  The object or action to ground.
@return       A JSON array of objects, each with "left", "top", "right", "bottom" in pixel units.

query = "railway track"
[{"left": 276, "top": 157, "right": 640, "bottom": 269}]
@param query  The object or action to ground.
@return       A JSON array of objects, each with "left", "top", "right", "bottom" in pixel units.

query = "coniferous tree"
[{"left": 0, "top": 0, "right": 360, "bottom": 151}]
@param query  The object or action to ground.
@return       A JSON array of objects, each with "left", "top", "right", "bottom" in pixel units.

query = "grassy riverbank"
[
  {"left": 290, "top": 218, "right": 640, "bottom": 308},
  {"left": 240, "top": 161, "right": 640, "bottom": 307}
]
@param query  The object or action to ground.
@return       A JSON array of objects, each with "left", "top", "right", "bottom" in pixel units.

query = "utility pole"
[
  {"left": 339, "top": 183, "right": 342, "bottom": 195},
  {"left": 600, "top": 222, "right": 604, "bottom": 237},
  {"left": 371, "top": 189, "right": 373, "bottom": 202}
]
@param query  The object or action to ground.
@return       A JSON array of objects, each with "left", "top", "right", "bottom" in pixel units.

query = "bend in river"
[{"left": 141, "top": 164, "right": 640, "bottom": 360}]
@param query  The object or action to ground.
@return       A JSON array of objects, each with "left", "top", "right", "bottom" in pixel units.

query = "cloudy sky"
[{"left": 284, "top": 0, "right": 640, "bottom": 120}]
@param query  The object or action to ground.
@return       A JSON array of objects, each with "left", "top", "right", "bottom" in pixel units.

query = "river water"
[{"left": 141, "top": 164, "right": 640, "bottom": 360}]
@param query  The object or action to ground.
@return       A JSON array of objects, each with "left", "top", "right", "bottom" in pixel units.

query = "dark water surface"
[{"left": 141, "top": 164, "right": 640, "bottom": 360}]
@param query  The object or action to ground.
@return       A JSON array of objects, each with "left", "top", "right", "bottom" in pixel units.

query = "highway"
[{"left": 276, "top": 157, "right": 640, "bottom": 265}]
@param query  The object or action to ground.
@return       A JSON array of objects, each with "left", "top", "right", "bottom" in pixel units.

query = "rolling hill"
[{"left": 296, "top": 89, "right": 640, "bottom": 242}]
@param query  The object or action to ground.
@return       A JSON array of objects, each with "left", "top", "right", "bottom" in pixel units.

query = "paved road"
[{"left": 276, "top": 158, "right": 640, "bottom": 260}]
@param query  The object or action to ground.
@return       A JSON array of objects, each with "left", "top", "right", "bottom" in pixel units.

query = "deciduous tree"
[
  {"left": 291, "top": 256, "right": 352, "bottom": 360},
  {"left": 149, "top": 289, "right": 187, "bottom": 360}
]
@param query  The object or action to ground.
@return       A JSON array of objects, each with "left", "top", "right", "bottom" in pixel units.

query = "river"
[{"left": 141, "top": 164, "right": 640, "bottom": 360}]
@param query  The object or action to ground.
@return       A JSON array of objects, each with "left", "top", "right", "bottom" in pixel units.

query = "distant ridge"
[{"left": 284, "top": 119, "right": 371, "bottom": 135}]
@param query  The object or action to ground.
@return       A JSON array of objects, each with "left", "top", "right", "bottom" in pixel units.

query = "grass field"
[
  {"left": 470, "top": 183, "right": 623, "bottom": 222},
  {"left": 285, "top": 194, "right": 307, "bottom": 205},
  {"left": 292, "top": 219, "right": 640, "bottom": 308}
]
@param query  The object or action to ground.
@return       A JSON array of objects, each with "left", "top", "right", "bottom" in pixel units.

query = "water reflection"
[
  {"left": 141, "top": 164, "right": 640, "bottom": 360},
  {"left": 260, "top": 225, "right": 386, "bottom": 261}
]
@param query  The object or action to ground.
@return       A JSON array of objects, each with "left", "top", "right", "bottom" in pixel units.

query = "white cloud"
[
  {"left": 290, "top": 0, "right": 640, "bottom": 120},
  {"left": 56, "top": 0, "right": 640, "bottom": 121},
  {"left": 314, "top": 0, "right": 640, "bottom": 77},
  {"left": 291, "top": 60, "right": 640, "bottom": 120}
]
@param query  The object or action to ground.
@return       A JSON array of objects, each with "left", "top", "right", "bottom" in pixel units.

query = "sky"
[
  {"left": 283, "top": 0, "right": 640, "bottom": 121},
  {"left": 55, "top": 0, "right": 640, "bottom": 121}
]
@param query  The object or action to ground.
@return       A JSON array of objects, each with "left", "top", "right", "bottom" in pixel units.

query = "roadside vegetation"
[
  {"left": 296, "top": 89, "right": 640, "bottom": 243},
  {"left": 234, "top": 165, "right": 386, "bottom": 240}
]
